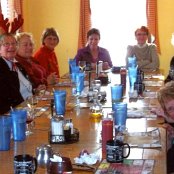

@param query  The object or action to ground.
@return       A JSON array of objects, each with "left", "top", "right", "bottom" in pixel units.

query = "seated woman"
[
  {"left": 152, "top": 81, "right": 174, "bottom": 173},
  {"left": 75, "top": 28, "right": 113, "bottom": 70},
  {"left": 0, "top": 33, "right": 32, "bottom": 114},
  {"left": 34, "top": 27, "right": 60, "bottom": 77},
  {"left": 125, "top": 26, "right": 159, "bottom": 72},
  {"left": 15, "top": 32, "right": 57, "bottom": 89}
]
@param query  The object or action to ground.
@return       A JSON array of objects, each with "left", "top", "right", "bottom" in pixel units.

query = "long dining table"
[{"left": 0, "top": 69, "right": 167, "bottom": 174}]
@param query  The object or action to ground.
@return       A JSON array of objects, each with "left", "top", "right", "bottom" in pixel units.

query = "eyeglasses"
[
  {"left": 136, "top": 33, "right": 147, "bottom": 36},
  {"left": 1, "top": 42, "right": 17, "bottom": 47}
]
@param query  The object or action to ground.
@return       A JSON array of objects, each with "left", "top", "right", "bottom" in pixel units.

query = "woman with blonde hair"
[
  {"left": 16, "top": 32, "right": 57, "bottom": 88},
  {"left": 153, "top": 81, "right": 174, "bottom": 173}
]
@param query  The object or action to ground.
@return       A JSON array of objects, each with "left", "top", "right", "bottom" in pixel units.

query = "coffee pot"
[{"left": 36, "top": 144, "right": 54, "bottom": 168}]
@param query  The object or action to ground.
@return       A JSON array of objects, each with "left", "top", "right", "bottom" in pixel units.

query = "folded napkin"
[
  {"left": 74, "top": 152, "right": 99, "bottom": 165},
  {"left": 50, "top": 154, "right": 62, "bottom": 162}
]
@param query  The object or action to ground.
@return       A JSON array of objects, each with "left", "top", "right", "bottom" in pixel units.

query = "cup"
[
  {"left": 106, "top": 139, "right": 130, "bottom": 163},
  {"left": 11, "top": 109, "right": 27, "bottom": 141},
  {"left": 54, "top": 90, "right": 67, "bottom": 116},
  {"left": 70, "top": 60, "right": 80, "bottom": 75},
  {"left": 134, "top": 82, "right": 145, "bottom": 95},
  {"left": 128, "top": 66, "right": 137, "bottom": 89},
  {"left": 75, "top": 72, "right": 85, "bottom": 95},
  {"left": 14, "top": 154, "right": 38, "bottom": 174},
  {"left": 0, "top": 116, "right": 12, "bottom": 151},
  {"left": 70, "top": 72, "right": 77, "bottom": 84},
  {"left": 68, "top": 58, "right": 77, "bottom": 74},
  {"left": 111, "top": 84, "right": 123, "bottom": 103},
  {"left": 127, "top": 56, "right": 137, "bottom": 68},
  {"left": 112, "top": 102, "right": 127, "bottom": 127},
  {"left": 102, "top": 118, "right": 113, "bottom": 155},
  {"left": 48, "top": 157, "right": 73, "bottom": 174}
]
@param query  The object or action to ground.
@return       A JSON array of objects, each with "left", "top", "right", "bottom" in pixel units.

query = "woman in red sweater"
[
  {"left": 34, "top": 27, "right": 60, "bottom": 77},
  {"left": 16, "top": 32, "right": 57, "bottom": 89}
]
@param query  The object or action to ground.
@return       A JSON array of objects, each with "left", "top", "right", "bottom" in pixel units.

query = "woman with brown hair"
[
  {"left": 34, "top": 27, "right": 60, "bottom": 77},
  {"left": 125, "top": 26, "right": 159, "bottom": 72},
  {"left": 75, "top": 28, "right": 113, "bottom": 70}
]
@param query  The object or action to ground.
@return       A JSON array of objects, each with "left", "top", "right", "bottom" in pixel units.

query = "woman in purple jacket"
[{"left": 75, "top": 28, "right": 113, "bottom": 70}]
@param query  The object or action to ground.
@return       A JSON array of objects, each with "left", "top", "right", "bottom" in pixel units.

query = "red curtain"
[
  {"left": 78, "top": 0, "right": 91, "bottom": 49},
  {"left": 146, "top": 0, "right": 160, "bottom": 54}
]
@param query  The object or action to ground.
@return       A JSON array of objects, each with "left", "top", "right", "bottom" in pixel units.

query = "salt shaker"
[{"left": 51, "top": 115, "right": 65, "bottom": 143}]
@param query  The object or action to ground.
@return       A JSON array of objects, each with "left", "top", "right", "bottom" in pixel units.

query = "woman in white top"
[{"left": 125, "top": 26, "right": 159, "bottom": 72}]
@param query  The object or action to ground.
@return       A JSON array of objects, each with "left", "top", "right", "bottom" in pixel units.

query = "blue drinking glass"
[
  {"left": 0, "top": 116, "right": 12, "bottom": 151},
  {"left": 69, "top": 58, "right": 77, "bottom": 74},
  {"left": 111, "top": 84, "right": 123, "bottom": 103},
  {"left": 128, "top": 66, "right": 138, "bottom": 89},
  {"left": 75, "top": 72, "right": 85, "bottom": 95},
  {"left": 112, "top": 102, "right": 127, "bottom": 127},
  {"left": 54, "top": 90, "right": 67, "bottom": 115},
  {"left": 11, "top": 109, "right": 27, "bottom": 141},
  {"left": 127, "top": 56, "right": 137, "bottom": 68}
]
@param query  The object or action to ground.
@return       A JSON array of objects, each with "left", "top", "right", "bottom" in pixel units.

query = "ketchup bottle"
[{"left": 102, "top": 118, "right": 113, "bottom": 157}]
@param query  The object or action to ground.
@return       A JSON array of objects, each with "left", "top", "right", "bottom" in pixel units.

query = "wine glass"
[
  {"left": 26, "top": 108, "right": 35, "bottom": 136},
  {"left": 78, "top": 61, "right": 86, "bottom": 72}
]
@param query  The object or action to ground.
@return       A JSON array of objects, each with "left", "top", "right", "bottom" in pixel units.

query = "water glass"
[
  {"left": 70, "top": 63, "right": 80, "bottom": 74},
  {"left": 127, "top": 56, "right": 137, "bottom": 68},
  {"left": 111, "top": 84, "right": 123, "bottom": 103},
  {"left": 0, "top": 116, "right": 12, "bottom": 151},
  {"left": 54, "top": 90, "right": 67, "bottom": 115},
  {"left": 11, "top": 109, "right": 27, "bottom": 141},
  {"left": 112, "top": 102, "right": 127, "bottom": 127},
  {"left": 68, "top": 58, "right": 77, "bottom": 74},
  {"left": 128, "top": 66, "right": 137, "bottom": 89},
  {"left": 75, "top": 72, "right": 85, "bottom": 95}
]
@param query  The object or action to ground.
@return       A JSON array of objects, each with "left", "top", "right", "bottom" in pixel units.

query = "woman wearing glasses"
[
  {"left": 125, "top": 26, "right": 159, "bottom": 72},
  {"left": 0, "top": 33, "right": 32, "bottom": 114}
]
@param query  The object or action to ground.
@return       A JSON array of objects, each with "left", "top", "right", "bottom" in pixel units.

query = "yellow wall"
[
  {"left": 158, "top": 0, "right": 174, "bottom": 77},
  {"left": 23, "top": 0, "right": 174, "bottom": 78},
  {"left": 23, "top": 0, "right": 80, "bottom": 76}
]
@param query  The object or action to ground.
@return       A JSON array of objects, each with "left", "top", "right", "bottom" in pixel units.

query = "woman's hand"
[
  {"left": 102, "top": 62, "right": 110, "bottom": 70},
  {"left": 33, "top": 84, "right": 46, "bottom": 95},
  {"left": 151, "top": 107, "right": 165, "bottom": 117},
  {"left": 47, "top": 72, "right": 59, "bottom": 85}
]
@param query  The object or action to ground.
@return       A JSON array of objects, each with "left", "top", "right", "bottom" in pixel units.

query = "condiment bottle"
[
  {"left": 96, "top": 61, "right": 103, "bottom": 77},
  {"left": 51, "top": 115, "right": 65, "bottom": 143},
  {"left": 101, "top": 118, "right": 113, "bottom": 157},
  {"left": 120, "top": 66, "right": 127, "bottom": 95}
]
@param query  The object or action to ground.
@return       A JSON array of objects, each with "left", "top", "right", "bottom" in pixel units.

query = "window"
[
  {"left": 1, "top": 0, "right": 22, "bottom": 21},
  {"left": 90, "top": 0, "right": 147, "bottom": 66},
  {"left": 1, "top": 0, "right": 14, "bottom": 21}
]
